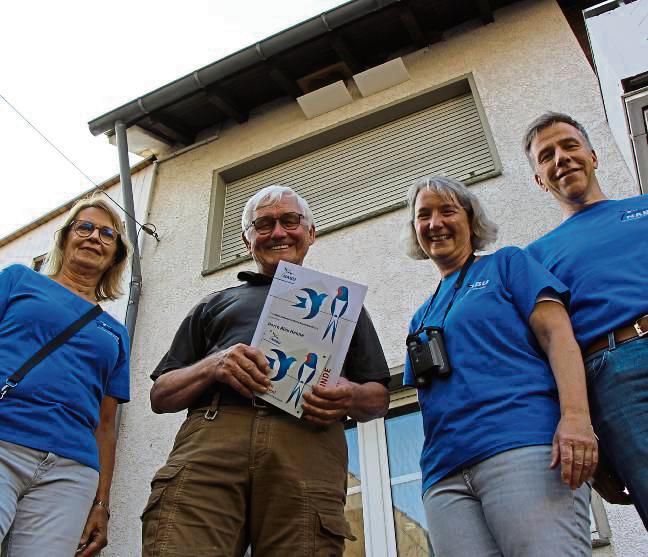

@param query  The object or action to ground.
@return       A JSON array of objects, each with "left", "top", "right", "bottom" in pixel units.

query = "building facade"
[
  {"left": 585, "top": 0, "right": 648, "bottom": 192},
  {"left": 3, "top": 0, "right": 647, "bottom": 555}
]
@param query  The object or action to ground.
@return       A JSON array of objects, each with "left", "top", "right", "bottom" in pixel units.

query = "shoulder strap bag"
[{"left": 0, "top": 304, "right": 103, "bottom": 400}]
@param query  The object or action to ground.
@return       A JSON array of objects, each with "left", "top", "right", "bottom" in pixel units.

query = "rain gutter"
[{"left": 88, "top": 0, "right": 399, "bottom": 136}]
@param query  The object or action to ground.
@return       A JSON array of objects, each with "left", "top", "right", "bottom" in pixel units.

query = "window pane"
[
  {"left": 344, "top": 491, "right": 365, "bottom": 557},
  {"left": 385, "top": 412, "right": 432, "bottom": 556},
  {"left": 345, "top": 427, "right": 365, "bottom": 556},
  {"left": 32, "top": 254, "right": 46, "bottom": 273}
]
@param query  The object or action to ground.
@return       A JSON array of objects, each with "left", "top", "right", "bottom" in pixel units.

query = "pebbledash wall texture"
[{"left": 107, "top": 0, "right": 645, "bottom": 554}]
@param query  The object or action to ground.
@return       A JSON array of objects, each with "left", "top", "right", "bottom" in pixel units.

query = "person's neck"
[
  {"left": 437, "top": 250, "right": 473, "bottom": 278},
  {"left": 51, "top": 266, "right": 100, "bottom": 303},
  {"left": 561, "top": 186, "right": 608, "bottom": 220}
]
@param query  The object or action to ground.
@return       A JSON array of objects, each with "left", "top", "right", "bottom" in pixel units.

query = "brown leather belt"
[{"left": 584, "top": 315, "right": 648, "bottom": 357}]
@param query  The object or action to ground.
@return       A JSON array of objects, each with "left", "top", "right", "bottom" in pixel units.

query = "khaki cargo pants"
[{"left": 141, "top": 404, "right": 355, "bottom": 556}]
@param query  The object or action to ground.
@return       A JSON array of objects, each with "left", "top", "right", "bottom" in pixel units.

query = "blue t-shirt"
[
  {"left": 0, "top": 265, "right": 130, "bottom": 471},
  {"left": 404, "top": 247, "right": 568, "bottom": 494},
  {"left": 526, "top": 196, "right": 648, "bottom": 349}
]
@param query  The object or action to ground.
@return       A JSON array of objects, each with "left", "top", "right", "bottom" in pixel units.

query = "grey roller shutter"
[{"left": 219, "top": 92, "right": 496, "bottom": 266}]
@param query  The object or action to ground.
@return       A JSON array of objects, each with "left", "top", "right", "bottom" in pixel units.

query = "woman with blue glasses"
[{"left": 0, "top": 196, "right": 131, "bottom": 557}]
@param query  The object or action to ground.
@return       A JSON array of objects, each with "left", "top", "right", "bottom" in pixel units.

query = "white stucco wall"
[
  {"left": 586, "top": 0, "right": 648, "bottom": 176},
  {"left": 107, "top": 0, "right": 645, "bottom": 554}
]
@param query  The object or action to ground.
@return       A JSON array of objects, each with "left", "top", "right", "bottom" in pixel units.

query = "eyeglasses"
[
  {"left": 246, "top": 212, "right": 305, "bottom": 234},
  {"left": 70, "top": 220, "right": 119, "bottom": 246}
]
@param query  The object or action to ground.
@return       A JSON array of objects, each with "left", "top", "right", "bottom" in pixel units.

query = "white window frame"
[
  {"left": 350, "top": 382, "right": 612, "bottom": 555},
  {"left": 624, "top": 85, "right": 648, "bottom": 194}
]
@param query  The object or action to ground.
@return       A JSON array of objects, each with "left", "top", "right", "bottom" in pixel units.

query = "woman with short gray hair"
[{"left": 402, "top": 176, "right": 595, "bottom": 556}]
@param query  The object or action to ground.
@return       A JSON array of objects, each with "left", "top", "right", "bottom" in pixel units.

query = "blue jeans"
[
  {"left": 585, "top": 335, "right": 648, "bottom": 529},
  {"left": 423, "top": 445, "right": 592, "bottom": 557}
]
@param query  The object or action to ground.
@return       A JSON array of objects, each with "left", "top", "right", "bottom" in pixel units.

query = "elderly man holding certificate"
[{"left": 142, "top": 185, "right": 390, "bottom": 557}]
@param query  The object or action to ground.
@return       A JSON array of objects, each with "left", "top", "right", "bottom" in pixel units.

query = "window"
[
  {"left": 346, "top": 385, "right": 611, "bottom": 555},
  {"left": 32, "top": 254, "right": 46, "bottom": 273},
  {"left": 624, "top": 87, "right": 648, "bottom": 193},
  {"left": 204, "top": 75, "right": 501, "bottom": 273},
  {"left": 384, "top": 411, "right": 431, "bottom": 556},
  {"left": 345, "top": 425, "right": 366, "bottom": 556}
]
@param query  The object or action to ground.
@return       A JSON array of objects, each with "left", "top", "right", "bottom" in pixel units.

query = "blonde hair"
[{"left": 45, "top": 195, "right": 132, "bottom": 301}]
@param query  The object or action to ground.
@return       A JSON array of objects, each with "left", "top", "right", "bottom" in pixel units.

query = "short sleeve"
[
  {"left": 0, "top": 265, "right": 20, "bottom": 320},
  {"left": 106, "top": 329, "right": 131, "bottom": 402},
  {"left": 342, "top": 307, "right": 390, "bottom": 386},
  {"left": 151, "top": 301, "right": 209, "bottom": 381},
  {"left": 505, "top": 249, "right": 569, "bottom": 322},
  {"left": 403, "top": 313, "right": 419, "bottom": 387}
]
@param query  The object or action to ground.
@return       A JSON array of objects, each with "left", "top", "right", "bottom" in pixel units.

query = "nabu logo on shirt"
[
  {"left": 468, "top": 280, "right": 490, "bottom": 290},
  {"left": 96, "top": 321, "right": 119, "bottom": 344},
  {"left": 621, "top": 208, "right": 648, "bottom": 222}
]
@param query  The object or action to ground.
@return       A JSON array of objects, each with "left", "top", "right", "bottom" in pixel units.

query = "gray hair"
[
  {"left": 241, "top": 185, "right": 315, "bottom": 239},
  {"left": 401, "top": 175, "right": 498, "bottom": 260},
  {"left": 523, "top": 112, "right": 593, "bottom": 167},
  {"left": 45, "top": 194, "right": 132, "bottom": 301}
]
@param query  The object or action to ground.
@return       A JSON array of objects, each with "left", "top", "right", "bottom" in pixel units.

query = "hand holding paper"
[
  {"left": 302, "top": 378, "right": 356, "bottom": 426},
  {"left": 209, "top": 343, "right": 271, "bottom": 399},
  {"left": 251, "top": 261, "right": 367, "bottom": 417}
]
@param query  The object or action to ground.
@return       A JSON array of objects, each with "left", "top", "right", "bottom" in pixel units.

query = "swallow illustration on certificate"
[{"left": 251, "top": 261, "right": 367, "bottom": 417}]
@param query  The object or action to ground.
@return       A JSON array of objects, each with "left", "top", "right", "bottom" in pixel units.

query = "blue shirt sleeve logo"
[{"left": 621, "top": 208, "right": 648, "bottom": 222}]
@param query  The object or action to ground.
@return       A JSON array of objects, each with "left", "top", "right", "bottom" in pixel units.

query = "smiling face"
[
  {"left": 530, "top": 122, "right": 603, "bottom": 210},
  {"left": 414, "top": 188, "right": 473, "bottom": 276},
  {"left": 242, "top": 194, "right": 315, "bottom": 276},
  {"left": 62, "top": 207, "right": 119, "bottom": 277}
]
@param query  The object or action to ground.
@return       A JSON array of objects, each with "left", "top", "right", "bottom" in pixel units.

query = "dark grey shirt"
[{"left": 152, "top": 271, "right": 390, "bottom": 409}]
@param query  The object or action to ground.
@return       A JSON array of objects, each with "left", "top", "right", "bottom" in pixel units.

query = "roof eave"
[{"left": 87, "top": 0, "right": 399, "bottom": 136}]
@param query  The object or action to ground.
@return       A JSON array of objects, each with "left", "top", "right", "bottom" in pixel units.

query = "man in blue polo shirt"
[{"left": 524, "top": 112, "right": 648, "bottom": 529}]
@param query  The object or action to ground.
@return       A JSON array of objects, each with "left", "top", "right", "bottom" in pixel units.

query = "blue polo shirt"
[
  {"left": 0, "top": 265, "right": 130, "bottom": 471},
  {"left": 526, "top": 196, "right": 648, "bottom": 349},
  {"left": 404, "top": 248, "right": 568, "bottom": 494}
]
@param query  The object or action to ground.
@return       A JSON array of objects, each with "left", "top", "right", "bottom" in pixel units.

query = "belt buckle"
[
  {"left": 634, "top": 315, "right": 648, "bottom": 338},
  {"left": 253, "top": 396, "right": 270, "bottom": 409},
  {"left": 204, "top": 408, "right": 218, "bottom": 420}
]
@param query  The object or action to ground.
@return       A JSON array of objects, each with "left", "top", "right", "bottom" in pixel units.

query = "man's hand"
[
  {"left": 550, "top": 412, "right": 598, "bottom": 489},
  {"left": 302, "top": 377, "right": 356, "bottom": 426},
  {"left": 76, "top": 506, "right": 109, "bottom": 557},
  {"left": 209, "top": 343, "right": 272, "bottom": 399},
  {"left": 151, "top": 343, "right": 273, "bottom": 413}
]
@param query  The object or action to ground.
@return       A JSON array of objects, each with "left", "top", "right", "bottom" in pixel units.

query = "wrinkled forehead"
[
  {"left": 253, "top": 193, "right": 301, "bottom": 215},
  {"left": 532, "top": 122, "right": 589, "bottom": 150}
]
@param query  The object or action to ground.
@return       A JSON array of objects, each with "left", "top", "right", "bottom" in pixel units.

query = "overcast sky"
[{"left": 0, "top": 0, "right": 346, "bottom": 239}]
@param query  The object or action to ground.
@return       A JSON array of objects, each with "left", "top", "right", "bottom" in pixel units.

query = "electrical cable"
[{"left": 0, "top": 92, "right": 160, "bottom": 241}]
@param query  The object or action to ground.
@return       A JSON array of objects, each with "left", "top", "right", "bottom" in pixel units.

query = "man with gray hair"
[
  {"left": 524, "top": 112, "right": 648, "bottom": 528},
  {"left": 142, "top": 185, "right": 390, "bottom": 555}
]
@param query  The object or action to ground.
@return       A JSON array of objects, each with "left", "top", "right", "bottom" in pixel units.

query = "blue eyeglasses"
[{"left": 70, "top": 220, "right": 119, "bottom": 246}]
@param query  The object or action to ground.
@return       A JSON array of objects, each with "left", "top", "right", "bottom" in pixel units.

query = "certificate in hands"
[{"left": 251, "top": 261, "right": 367, "bottom": 417}]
